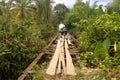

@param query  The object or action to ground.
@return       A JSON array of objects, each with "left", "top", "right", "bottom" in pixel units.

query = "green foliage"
[
  {"left": 64, "top": 1, "right": 120, "bottom": 79},
  {"left": 117, "top": 42, "right": 120, "bottom": 53},
  {"left": 106, "top": 0, "right": 120, "bottom": 13},
  {"left": 0, "top": 19, "right": 54, "bottom": 79},
  {"left": 75, "top": 66, "right": 85, "bottom": 80},
  {"left": 80, "top": 52, "right": 99, "bottom": 68},
  {"left": 28, "top": 64, "right": 45, "bottom": 80},
  {"left": 103, "top": 57, "right": 115, "bottom": 68},
  {"left": 54, "top": 4, "right": 69, "bottom": 22},
  {"left": 93, "top": 13, "right": 120, "bottom": 42},
  {"left": 103, "top": 37, "right": 110, "bottom": 51},
  {"left": 0, "top": 0, "right": 55, "bottom": 80},
  {"left": 40, "top": 62, "right": 48, "bottom": 69},
  {"left": 75, "top": 61, "right": 111, "bottom": 80},
  {"left": 33, "top": 64, "right": 41, "bottom": 71},
  {"left": 64, "top": 0, "right": 103, "bottom": 31},
  {"left": 31, "top": 73, "right": 44, "bottom": 80},
  {"left": 94, "top": 41, "right": 108, "bottom": 60},
  {"left": 78, "top": 31, "right": 90, "bottom": 50}
]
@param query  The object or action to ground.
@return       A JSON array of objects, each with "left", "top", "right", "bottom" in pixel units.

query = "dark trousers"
[{"left": 60, "top": 31, "right": 67, "bottom": 36}]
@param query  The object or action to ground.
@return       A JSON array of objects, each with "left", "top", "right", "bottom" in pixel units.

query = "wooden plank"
[
  {"left": 67, "top": 38, "right": 72, "bottom": 45},
  {"left": 65, "top": 39, "right": 76, "bottom": 75},
  {"left": 69, "top": 50, "right": 79, "bottom": 53},
  {"left": 57, "top": 39, "right": 62, "bottom": 74},
  {"left": 69, "top": 34, "right": 80, "bottom": 46},
  {"left": 57, "top": 55, "right": 61, "bottom": 74},
  {"left": 60, "top": 38, "right": 66, "bottom": 74},
  {"left": 46, "top": 40, "right": 61, "bottom": 75},
  {"left": 57, "top": 37, "right": 66, "bottom": 74}
]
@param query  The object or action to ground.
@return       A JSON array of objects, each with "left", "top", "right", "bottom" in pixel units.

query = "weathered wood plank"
[
  {"left": 60, "top": 38, "right": 66, "bottom": 74},
  {"left": 46, "top": 40, "right": 61, "bottom": 75},
  {"left": 57, "top": 39, "right": 62, "bottom": 74},
  {"left": 67, "top": 38, "right": 72, "bottom": 45},
  {"left": 65, "top": 39, "right": 76, "bottom": 75},
  {"left": 57, "top": 37, "right": 66, "bottom": 74}
]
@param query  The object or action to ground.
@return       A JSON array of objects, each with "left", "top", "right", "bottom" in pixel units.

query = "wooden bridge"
[{"left": 18, "top": 34, "right": 80, "bottom": 80}]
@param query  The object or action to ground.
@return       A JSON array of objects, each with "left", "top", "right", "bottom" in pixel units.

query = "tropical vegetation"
[{"left": 0, "top": 0, "right": 120, "bottom": 80}]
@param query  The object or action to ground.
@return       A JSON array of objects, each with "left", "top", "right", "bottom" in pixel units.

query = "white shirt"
[{"left": 59, "top": 23, "right": 65, "bottom": 31}]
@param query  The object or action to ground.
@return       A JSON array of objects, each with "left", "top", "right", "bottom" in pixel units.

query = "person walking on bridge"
[{"left": 59, "top": 22, "right": 67, "bottom": 36}]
